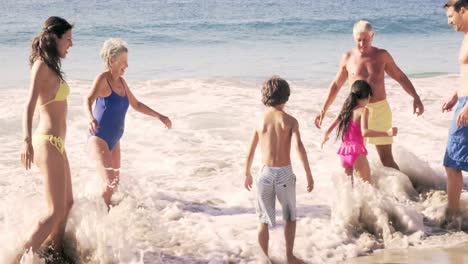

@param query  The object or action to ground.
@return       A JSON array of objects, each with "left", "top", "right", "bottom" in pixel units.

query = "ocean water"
[
  {"left": 0, "top": 0, "right": 461, "bottom": 87},
  {"left": 1, "top": 0, "right": 468, "bottom": 263}
]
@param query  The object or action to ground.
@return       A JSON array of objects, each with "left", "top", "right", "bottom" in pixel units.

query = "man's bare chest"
[{"left": 346, "top": 58, "right": 384, "bottom": 78}]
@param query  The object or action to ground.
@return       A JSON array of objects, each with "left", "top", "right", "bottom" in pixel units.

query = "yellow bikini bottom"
[{"left": 32, "top": 134, "right": 65, "bottom": 154}]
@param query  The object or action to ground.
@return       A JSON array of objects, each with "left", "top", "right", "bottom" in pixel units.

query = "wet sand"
[{"left": 347, "top": 243, "right": 468, "bottom": 264}]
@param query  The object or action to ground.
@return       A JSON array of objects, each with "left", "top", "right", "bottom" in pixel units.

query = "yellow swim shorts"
[{"left": 366, "top": 99, "right": 393, "bottom": 145}]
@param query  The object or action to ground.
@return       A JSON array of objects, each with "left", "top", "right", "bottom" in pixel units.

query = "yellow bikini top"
[{"left": 40, "top": 80, "right": 70, "bottom": 107}]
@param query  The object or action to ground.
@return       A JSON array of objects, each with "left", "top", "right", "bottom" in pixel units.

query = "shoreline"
[
  {"left": 348, "top": 243, "right": 468, "bottom": 264},
  {"left": 0, "top": 72, "right": 459, "bottom": 91}
]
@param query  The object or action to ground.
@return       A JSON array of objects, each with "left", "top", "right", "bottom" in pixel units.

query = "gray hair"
[
  {"left": 100, "top": 38, "right": 128, "bottom": 69},
  {"left": 353, "top": 20, "right": 374, "bottom": 36}
]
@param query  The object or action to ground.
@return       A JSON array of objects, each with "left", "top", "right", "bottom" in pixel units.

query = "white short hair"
[
  {"left": 100, "top": 38, "right": 128, "bottom": 69},
  {"left": 353, "top": 20, "right": 374, "bottom": 36}
]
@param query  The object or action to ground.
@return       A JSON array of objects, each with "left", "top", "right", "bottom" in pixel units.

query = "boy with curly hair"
[{"left": 244, "top": 76, "right": 314, "bottom": 263}]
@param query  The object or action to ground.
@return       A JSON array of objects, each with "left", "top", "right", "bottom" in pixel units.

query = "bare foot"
[
  {"left": 442, "top": 208, "right": 462, "bottom": 231},
  {"left": 38, "top": 242, "right": 74, "bottom": 264},
  {"left": 13, "top": 253, "right": 23, "bottom": 264},
  {"left": 287, "top": 255, "right": 305, "bottom": 264},
  {"left": 13, "top": 246, "right": 27, "bottom": 264}
]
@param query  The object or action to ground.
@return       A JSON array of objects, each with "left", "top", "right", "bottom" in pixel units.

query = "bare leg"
[
  {"left": 344, "top": 167, "right": 353, "bottom": 185},
  {"left": 88, "top": 137, "right": 119, "bottom": 208},
  {"left": 110, "top": 142, "right": 121, "bottom": 198},
  {"left": 20, "top": 143, "right": 68, "bottom": 255},
  {"left": 258, "top": 223, "right": 269, "bottom": 258},
  {"left": 353, "top": 154, "right": 372, "bottom": 184},
  {"left": 375, "top": 144, "right": 399, "bottom": 170},
  {"left": 444, "top": 167, "right": 463, "bottom": 229},
  {"left": 446, "top": 167, "right": 463, "bottom": 211},
  {"left": 48, "top": 151, "right": 73, "bottom": 248},
  {"left": 285, "top": 220, "right": 302, "bottom": 264}
]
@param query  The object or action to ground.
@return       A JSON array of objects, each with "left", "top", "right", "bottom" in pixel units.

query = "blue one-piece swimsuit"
[{"left": 92, "top": 78, "right": 130, "bottom": 150}]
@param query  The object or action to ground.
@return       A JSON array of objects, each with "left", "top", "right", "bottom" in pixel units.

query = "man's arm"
[
  {"left": 314, "top": 52, "right": 350, "bottom": 128},
  {"left": 383, "top": 50, "right": 424, "bottom": 116},
  {"left": 442, "top": 91, "right": 458, "bottom": 112},
  {"left": 292, "top": 119, "right": 314, "bottom": 192}
]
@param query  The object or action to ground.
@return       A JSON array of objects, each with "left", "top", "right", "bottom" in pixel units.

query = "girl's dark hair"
[
  {"left": 30, "top": 16, "right": 73, "bottom": 80},
  {"left": 336, "top": 80, "right": 373, "bottom": 140}
]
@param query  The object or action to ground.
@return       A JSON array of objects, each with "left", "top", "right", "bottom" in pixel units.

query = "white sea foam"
[{"left": 1, "top": 75, "right": 468, "bottom": 263}]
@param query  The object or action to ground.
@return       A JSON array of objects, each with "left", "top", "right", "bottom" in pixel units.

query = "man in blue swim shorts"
[{"left": 442, "top": 0, "right": 468, "bottom": 228}]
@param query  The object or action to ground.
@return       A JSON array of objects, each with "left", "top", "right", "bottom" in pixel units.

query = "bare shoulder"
[
  {"left": 284, "top": 112, "right": 299, "bottom": 128},
  {"left": 356, "top": 106, "right": 368, "bottom": 115},
  {"left": 375, "top": 48, "right": 392, "bottom": 60},
  {"left": 93, "top": 72, "right": 110, "bottom": 87},
  {"left": 95, "top": 72, "right": 107, "bottom": 82},
  {"left": 341, "top": 51, "right": 353, "bottom": 63},
  {"left": 31, "top": 59, "right": 46, "bottom": 71},
  {"left": 31, "top": 60, "right": 54, "bottom": 78},
  {"left": 360, "top": 106, "right": 370, "bottom": 119},
  {"left": 89, "top": 73, "right": 112, "bottom": 98},
  {"left": 30, "top": 61, "right": 59, "bottom": 91},
  {"left": 343, "top": 50, "right": 352, "bottom": 58}
]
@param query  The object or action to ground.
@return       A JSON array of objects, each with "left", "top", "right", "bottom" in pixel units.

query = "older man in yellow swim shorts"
[{"left": 314, "top": 20, "right": 424, "bottom": 170}]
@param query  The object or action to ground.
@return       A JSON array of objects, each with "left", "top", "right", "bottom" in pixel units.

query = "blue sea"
[
  {"left": 2, "top": 1, "right": 468, "bottom": 263},
  {"left": 0, "top": 0, "right": 460, "bottom": 88}
]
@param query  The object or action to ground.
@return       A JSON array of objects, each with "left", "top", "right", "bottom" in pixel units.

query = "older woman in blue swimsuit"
[{"left": 85, "top": 38, "right": 172, "bottom": 208}]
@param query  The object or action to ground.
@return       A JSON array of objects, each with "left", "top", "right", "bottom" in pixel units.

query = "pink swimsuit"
[{"left": 337, "top": 120, "right": 367, "bottom": 168}]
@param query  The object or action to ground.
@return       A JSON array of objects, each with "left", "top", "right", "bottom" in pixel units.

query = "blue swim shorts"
[{"left": 444, "top": 96, "right": 468, "bottom": 171}]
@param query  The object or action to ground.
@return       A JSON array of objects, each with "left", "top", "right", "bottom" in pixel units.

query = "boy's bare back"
[
  {"left": 244, "top": 76, "right": 313, "bottom": 193},
  {"left": 257, "top": 108, "right": 297, "bottom": 167}
]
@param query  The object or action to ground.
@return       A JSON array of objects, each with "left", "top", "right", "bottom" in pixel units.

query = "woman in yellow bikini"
[{"left": 18, "top": 16, "right": 73, "bottom": 261}]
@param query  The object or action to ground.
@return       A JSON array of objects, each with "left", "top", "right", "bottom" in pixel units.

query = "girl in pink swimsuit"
[{"left": 321, "top": 80, "right": 398, "bottom": 183}]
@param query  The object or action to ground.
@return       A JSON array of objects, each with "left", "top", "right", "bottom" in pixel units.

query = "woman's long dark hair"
[
  {"left": 30, "top": 16, "right": 73, "bottom": 80},
  {"left": 336, "top": 80, "right": 373, "bottom": 140}
]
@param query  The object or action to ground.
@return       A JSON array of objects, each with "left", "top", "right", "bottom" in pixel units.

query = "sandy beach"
[{"left": 349, "top": 243, "right": 468, "bottom": 264}]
